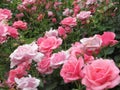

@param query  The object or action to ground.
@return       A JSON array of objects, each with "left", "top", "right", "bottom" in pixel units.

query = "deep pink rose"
[
  {"left": 13, "top": 20, "right": 27, "bottom": 30},
  {"left": 10, "top": 44, "right": 37, "bottom": 68},
  {"left": 100, "top": 32, "right": 118, "bottom": 47},
  {"left": 77, "top": 11, "right": 91, "bottom": 20},
  {"left": 37, "top": 36, "right": 62, "bottom": 53},
  {"left": 60, "top": 17, "right": 77, "bottom": 27},
  {"left": 8, "top": 26, "right": 19, "bottom": 39},
  {"left": 37, "top": 57, "right": 53, "bottom": 74},
  {"left": 57, "top": 26, "right": 67, "bottom": 38},
  {"left": 82, "top": 59, "right": 120, "bottom": 90},
  {"left": 0, "top": 8, "right": 12, "bottom": 20},
  {"left": 60, "top": 57, "right": 84, "bottom": 83}
]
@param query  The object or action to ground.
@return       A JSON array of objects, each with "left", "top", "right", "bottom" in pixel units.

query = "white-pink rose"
[
  {"left": 10, "top": 44, "right": 37, "bottom": 68},
  {"left": 50, "top": 51, "right": 69, "bottom": 69},
  {"left": 15, "top": 75, "right": 40, "bottom": 90},
  {"left": 44, "top": 28, "right": 58, "bottom": 37},
  {"left": 80, "top": 35, "right": 102, "bottom": 55},
  {"left": 60, "top": 17, "right": 77, "bottom": 27},
  {"left": 86, "top": 0, "right": 97, "bottom": 5},
  {"left": 82, "top": 59, "right": 120, "bottom": 90},
  {"left": 77, "top": 11, "right": 91, "bottom": 20},
  {"left": 37, "top": 36, "right": 62, "bottom": 53}
]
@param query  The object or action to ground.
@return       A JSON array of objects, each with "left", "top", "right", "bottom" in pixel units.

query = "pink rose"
[
  {"left": 57, "top": 26, "right": 67, "bottom": 38},
  {"left": 77, "top": 11, "right": 91, "bottom": 20},
  {"left": 37, "top": 36, "right": 62, "bottom": 53},
  {"left": 45, "top": 28, "right": 58, "bottom": 37},
  {"left": 60, "top": 57, "right": 84, "bottom": 83},
  {"left": 48, "top": 11, "right": 54, "bottom": 17},
  {"left": 80, "top": 35, "right": 102, "bottom": 55},
  {"left": 10, "top": 44, "right": 37, "bottom": 68},
  {"left": 37, "top": 57, "right": 53, "bottom": 74},
  {"left": 22, "top": 0, "right": 36, "bottom": 6},
  {"left": 82, "top": 59, "right": 120, "bottom": 90},
  {"left": 13, "top": 20, "right": 27, "bottom": 30},
  {"left": 0, "top": 8, "right": 12, "bottom": 20},
  {"left": 63, "top": 8, "right": 72, "bottom": 16},
  {"left": 100, "top": 32, "right": 118, "bottom": 47},
  {"left": 7, "top": 26, "right": 19, "bottom": 39},
  {"left": 7, "top": 62, "right": 30, "bottom": 86},
  {"left": 60, "top": 17, "right": 77, "bottom": 27},
  {"left": 50, "top": 51, "right": 68, "bottom": 69},
  {"left": 15, "top": 75, "right": 40, "bottom": 90}
]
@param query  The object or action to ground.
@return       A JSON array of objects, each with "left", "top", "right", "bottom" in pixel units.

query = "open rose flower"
[
  {"left": 100, "top": 32, "right": 118, "bottom": 47},
  {"left": 60, "top": 17, "right": 77, "bottom": 27},
  {"left": 37, "top": 57, "right": 53, "bottom": 74},
  {"left": 15, "top": 75, "right": 40, "bottom": 90},
  {"left": 77, "top": 11, "right": 91, "bottom": 20},
  {"left": 80, "top": 35, "right": 102, "bottom": 55},
  {"left": 60, "top": 57, "right": 84, "bottom": 83},
  {"left": 10, "top": 43, "right": 37, "bottom": 68},
  {"left": 37, "top": 36, "right": 62, "bottom": 53},
  {"left": 0, "top": 8, "right": 12, "bottom": 20},
  {"left": 13, "top": 20, "right": 27, "bottom": 30},
  {"left": 82, "top": 59, "right": 120, "bottom": 90}
]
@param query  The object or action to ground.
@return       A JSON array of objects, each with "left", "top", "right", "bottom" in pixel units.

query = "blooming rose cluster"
[{"left": 0, "top": 8, "right": 28, "bottom": 44}]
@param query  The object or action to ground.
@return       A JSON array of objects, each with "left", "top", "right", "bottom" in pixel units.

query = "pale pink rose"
[
  {"left": 60, "top": 17, "right": 77, "bottom": 27},
  {"left": 37, "top": 57, "right": 53, "bottom": 74},
  {"left": 86, "top": 0, "right": 97, "bottom": 5},
  {"left": 82, "top": 59, "right": 120, "bottom": 90},
  {"left": 57, "top": 26, "right": 67, "bottom": 38},
  {"left": 63, "top": 8, "right": 72, "bottom": 16},
  {"left": 44, "top": 28, "right": 58, "bottom": 37},
  {"left": 37, "top": 36, "right": 62, "bottom": 53},
  {"left": 16, "top": 13, "right": 24, "bottom": 19},
  {"left": 22, "top": 0, "right": 36, "bottom": 6},
  {"left": 80, "top": 35, "right": 102, "bottom": 55},
  {"left": 77, "top": 11, "right": 91, "bottom": 20},
  {"left": 13, "top": 20, "right": 27, "bottom": 30},
  {"left": 7, "top": 26, "right": 19, "bottom": 39},
  {"left": 0, "top": 8, "right": 12, "bottom": 20},
  {"left": 60, "top": 57, "right": 84, "bottom": 83},
  {"left": 10, "top": 44, "right": 37, "bottom": 68},
  {"left": 48, "top": 11, "right": 54, "bottom": 17},
  {"left": 50, "top": 51, "right": 68, "bottom": 69},
  {"left": 7, "top": 62, "right": 30, "bottom": 86},
  {"left": 33, "top": 52, "right": 44, "bottom": 63},
  {"left": 15, "top": 75, "right": 40, "bottom": 90},
  {"left": 100, "top": 32, "right": 118, "bottom": 47}
]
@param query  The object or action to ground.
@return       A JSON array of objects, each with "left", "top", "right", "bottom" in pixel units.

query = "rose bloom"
[
  {"left": 86, "top": 0, "right": 97, "bottom": 5},
  {"left": 10, "top": 44, "right": 37, "bottom": 68},
  {"left": 60, "top": 17, "right": 77, "bottom": 27},
  {"left": 77, "top": 11, "right": 91, "bottom": 20},
  {"left": 57, "top": 26, "right": 67, "bottom": 38},
  {"left": 37, "top": 57, "right": 53, "bottom": 74},
  {"left": 22, "top": 0, "right": 36, "bottom": 6},
  {"left": 44, "top": 28, "right": 58, "bottom": 37},
  {"left": 7, "top": 62, "right": 30, "bottom": 86},
  {"left": 82, "top": 59, "right": 120, "bottom": 90},
  {"left": 37, "top": 36, "right": 62, "bottom": 53},
  {"left": 7, "top": 26, "right": 19, "bottom": 39},
  {"left": 50, "top": 51, "right": 68, "bottom": 69},
  {"left": 60, "top": 57, "right": 84, "bottom": 83},
  {"left": 15, "top": 75, "right": 40, "bottom": 90},
  {"left": 63, "top": 8, "right": 72, "bottom": 16},
  {"left": 13, "top": 20, "right": 27, "bottom": 30},
  {"left": 80, "top": 35, "right": 102, "bottom": 55},
  {"left": 48, "top": 11, "right": 54, "bottom": 17},
  {"left": 0, "top": 8, "right": 12, "bottom": 21},
  {"left": 100, "top": 32, "right": 118, "bottom": 47}
]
